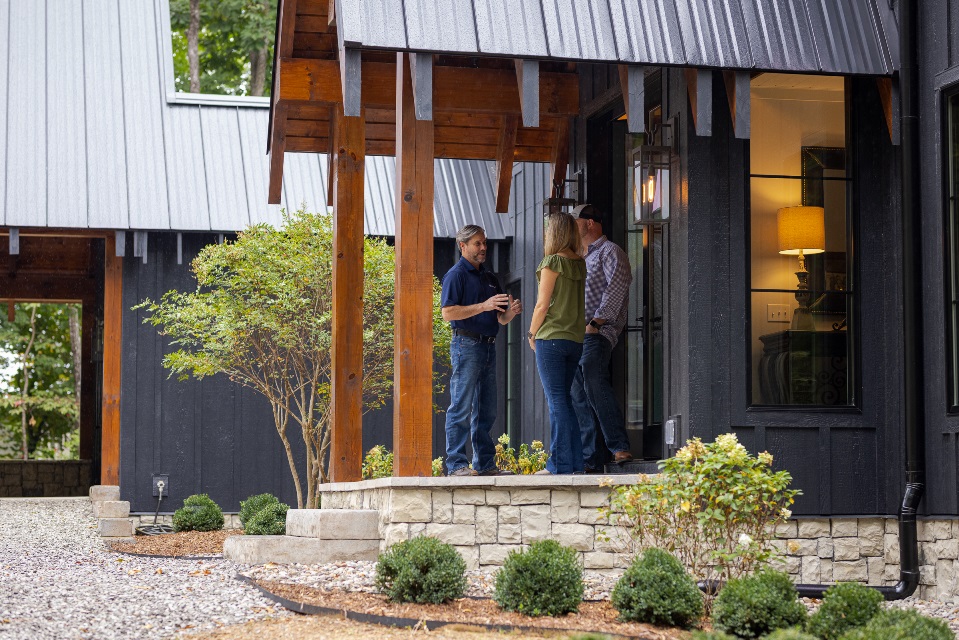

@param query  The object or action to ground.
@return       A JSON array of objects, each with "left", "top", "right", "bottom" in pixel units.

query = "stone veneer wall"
[
  {"left": 129, "top": 513, "right": 244, "bottom": 530},
  {"left": 320, "top": 475, "right": 639, "bottom": 573},
  {"left": 0, "top": 460, "right": 92, "bottom": 497},
  {"left": 774, "top": 518, "right": 959, "bottom": 601},
  {"left": 320, "top": 476, "right": 959, "bottom": 601}
]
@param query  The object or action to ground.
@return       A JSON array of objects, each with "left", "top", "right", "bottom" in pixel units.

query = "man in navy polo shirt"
[{"left": 441, "top": 225, "right": 522, "bottom": 476}]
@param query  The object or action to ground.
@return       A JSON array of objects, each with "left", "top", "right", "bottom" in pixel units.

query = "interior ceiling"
[{"left": 751, "top": 72, "right": 845, "bottom": 96}]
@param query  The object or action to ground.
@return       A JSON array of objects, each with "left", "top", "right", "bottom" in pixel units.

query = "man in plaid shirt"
[{"left": 569, "top": 204, "right": 634, "bottom": 469}]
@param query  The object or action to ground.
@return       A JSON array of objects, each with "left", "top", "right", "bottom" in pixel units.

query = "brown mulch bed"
[
  {"left": 111, "top": 530, "right": 242, "bottom": 557},
  {"left": 251, "top": 578, "right": 692, "bottom": 640}
]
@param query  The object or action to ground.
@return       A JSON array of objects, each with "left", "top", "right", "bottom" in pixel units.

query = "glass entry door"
[{"left": 624, "top": 134, "right": 668, "bottom": 459}]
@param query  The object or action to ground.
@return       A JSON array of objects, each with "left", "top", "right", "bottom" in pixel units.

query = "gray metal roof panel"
[
  {"left": 541, "top": 0, "right": 618, "bottom": 61},
  {"left": 85, "top": 0, "right": 130, "bottom": 230},
  {"left": 5, "top": 0, "right": 45, "bottom": 227},
  {"left": 201, "top": 108, "right": 251, "bottom": 232},
  {"left": 364, "top": 156, "right": 396, "bottom": 236},
  {"left": 337, "top": 0, "right": 407, "bottom": 50},
  {"left": 120, "top": 0, "right": 171, "bottom": 230},
  {"left": 237, "top": 108, "right": 283, "bottom": 229},
  {"left": 282, "top": 152, "right": 327, "bottom": 219},
  {"left": 433, "top": 159, "right": 510, "bottom": 240},
  {"left": 404, "top": 0, "right": 478, "bottom": 53},
  {"left": 165, "top": 107, "right": 211, "bottom": 231},
  {"left": 46, "top": 0, "right": 88, "bottom": 229},
  {"left": 474, "top": 0, "right": 548, "bottom": 57},
  {"left": 608, "top": 0, "right": 685, "bottom": 66}
]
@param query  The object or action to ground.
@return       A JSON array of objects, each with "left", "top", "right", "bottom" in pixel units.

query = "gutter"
[{"left": 795, "top": 0, "right": 924, "bottom": 601}]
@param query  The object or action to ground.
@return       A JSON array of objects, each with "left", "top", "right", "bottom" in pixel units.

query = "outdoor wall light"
[
  {"left": 630, "top": 145, "right": 671, "bottom": 224},
  {"left": 778, "top": 205, "right": 825, "bottom": 331}
]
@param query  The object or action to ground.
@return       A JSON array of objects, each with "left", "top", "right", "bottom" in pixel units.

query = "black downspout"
[{"left": 795, "top": 0, "right": 924, "bottom": 601}]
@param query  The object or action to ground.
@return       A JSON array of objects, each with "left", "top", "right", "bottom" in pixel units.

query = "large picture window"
[
  {"left": 946, "top": 91, "right": 959, "bottom": 411},
  {"left": 748, "top": 74, "right": 854, "bottom": 407}
]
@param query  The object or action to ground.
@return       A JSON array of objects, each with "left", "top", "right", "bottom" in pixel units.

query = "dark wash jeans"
[
  {"left": 572, "top": 333, "right": 630, "bottom": 470},
  {"left": 535, "top": 338, "right": 584, "bottom": 474},
  {"left": 444, "top": 334, "right": 498, "bottom": 474}
]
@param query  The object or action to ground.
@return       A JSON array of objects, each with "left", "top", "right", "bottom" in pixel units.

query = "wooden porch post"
[
  {"left": 329, "top": 104, "right": 366, "bottom": 482},
  {"left": 101, "top": 234, "right": 122, "bottom": 485},
  {"left": 394, "top": 53, "right": 435, "bottom": 476}
]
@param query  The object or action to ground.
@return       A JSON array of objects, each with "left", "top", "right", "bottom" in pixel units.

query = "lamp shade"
[{"left": 777, "top": 206, "right": 826, "bottom": 255}]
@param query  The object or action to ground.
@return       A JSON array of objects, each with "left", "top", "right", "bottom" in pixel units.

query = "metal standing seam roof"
[
  {"left": 337, "top": 0, "right": 900, "bottom": 76},
  {"left": 0, "top": 0, "right": 511, "bottom": 240}
]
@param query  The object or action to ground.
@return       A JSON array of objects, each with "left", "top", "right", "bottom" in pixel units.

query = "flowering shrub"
[
  {"left": 605, "top": 434, "right": 799, "bottom": 600},
  {"left": 361, "top": 445, "right": 393, "bottom": 480},
  {"left": 494, "top": 433, "right": 548, "bottom": 474},
  {"left": 432, "top": 457, "right": 444, "bottom": 477}
]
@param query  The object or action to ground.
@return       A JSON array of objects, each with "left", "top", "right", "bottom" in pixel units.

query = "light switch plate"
[{"left": 767, "top": 304, "right": 790, "bottom": 323}]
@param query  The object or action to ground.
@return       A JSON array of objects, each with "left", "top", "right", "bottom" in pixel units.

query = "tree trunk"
[
  {"left": 68, "top": 305, "right": 81, "bottom": 429},
  {"left": 187, "top": 0, "right": 200, "bottom": 93},
  {"left": 20, "top": 307, "right": 37, "bottom": 460},
  {"left": 249, "top": 47, "right": 267, "bottom": 97}
]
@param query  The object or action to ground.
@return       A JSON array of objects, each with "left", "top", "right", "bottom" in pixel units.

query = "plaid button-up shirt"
[{"left": 584, "top": 236, "right": 632, "bottom": 349}]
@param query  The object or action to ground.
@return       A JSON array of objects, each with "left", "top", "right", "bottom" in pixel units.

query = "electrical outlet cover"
[{"left": 152, "top": 474, "right": 170, "bottom": 497}]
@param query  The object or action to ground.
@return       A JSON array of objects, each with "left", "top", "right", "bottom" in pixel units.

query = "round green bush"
[
  {"left": 691, "top": 632, "right": 737, "bottom": 640},
  {"left": 712, "top": 569, "right": 806, "bottom": 639},
  {"left": 807, "top": 582, "right": 883, "bottom": 639},
  {"left": 494, "top": 539, "right": 583, "bottom": 617},
  {"left": 375, "top": 536, "right": 467, "bottom": 604},
  {"left": 172, "top": 494, "right": 224, "bottom": 532},
  {"left": 838, "top": 609, "right": 952, "bottom": 640},
  {"left": 244, "top": 502, "right": 289, "bottom": 535},
  {"left": 239, "top": 493, "right": 281, "bottom": 528},
  {"left": 611, "top": 548, "right": 703, "bottom": 627},
  {"left": 766, "top": 628, "right": 819, "bottom": 640}
]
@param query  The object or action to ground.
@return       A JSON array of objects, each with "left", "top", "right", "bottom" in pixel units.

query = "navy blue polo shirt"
[{"left": 441, "top": 257, "right": 503, "bottom": 337}]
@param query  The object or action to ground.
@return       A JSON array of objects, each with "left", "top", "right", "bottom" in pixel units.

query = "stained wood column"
[
  {"left": 101, "top": 234, "right": 122, "bottom": 485},
  {"left": 394, "top": 53, "right": 435, "bottom": 476},
  {"left": 330, "top": 104, "right": 366, "bottom": 483}
]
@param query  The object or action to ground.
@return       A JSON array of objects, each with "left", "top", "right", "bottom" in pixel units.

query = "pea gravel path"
[{"left": 0, "top": 498, "right": 288, "bottom": 640}]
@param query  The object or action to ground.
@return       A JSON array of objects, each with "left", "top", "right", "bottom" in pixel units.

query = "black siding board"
[
  {"left": 829, "top": 428, "right": 879, "bottom": 514},
  {"left": 766, "top": 426, "right": 822, "bottom": 514}
]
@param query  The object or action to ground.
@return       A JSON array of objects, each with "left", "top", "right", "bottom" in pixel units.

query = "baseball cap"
[{"left": 570, "top": 203, "right": 602, "bottom": 223}]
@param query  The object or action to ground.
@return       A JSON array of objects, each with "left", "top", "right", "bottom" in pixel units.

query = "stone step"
[
  {"left": 223, "top": 535, "right": 379, "bottom": 564},
  {"left": 98, "top": 518, "right": 134, "bottom": 537},
  {"left": 286, "top": 509, "right": 379, "bottom": 540},
  {"left": 89, "top": 485, "right": 120, "bottom": 502},
  {"left": 93, "top": 500, "right": 130, "bottom": 519}
]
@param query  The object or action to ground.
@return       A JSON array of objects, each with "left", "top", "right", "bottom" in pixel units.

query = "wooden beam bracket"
[
  {"left": 877, "top": 77, "right": 901, "bottom": 145},
  {"left": 686, "top": 68, "right": 713, "bottom": 137},
  {"left": 618, "top": 65, "right": 646, "bottom": 134},
  {"left": 722, "top": 70, "right": 750, "bottom": 139},
  {"left": 494, "top": 114, "right": 519, "bottom": 213},
  {"left": 410, "top": 53, "right": 433, "bottom": 121},
  {"left": 514, "top": 59, "right": 540, "bottom": 128}
]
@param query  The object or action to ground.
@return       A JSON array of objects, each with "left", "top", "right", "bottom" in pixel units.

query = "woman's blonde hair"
[{"left": 544, "top": 212, "right": 581, "bottom": 256}]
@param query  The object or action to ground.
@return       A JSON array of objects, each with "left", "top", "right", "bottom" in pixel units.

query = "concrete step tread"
[
  {"left": 286, "top": 509, "right": 380, "bottom": 540},
  {"left": 223, "top": 535, "right": 379, "bottom": 564}
]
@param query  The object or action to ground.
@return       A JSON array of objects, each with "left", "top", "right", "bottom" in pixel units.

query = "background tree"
[
  {"left": 0, "top": 304, "right": 81, "bottom": 459},
  {"left": 136, "top": 210, "right": 451, "bottom": 508},
  {"left": 170, "top": 0, "right": 276, "bottom": 96}
]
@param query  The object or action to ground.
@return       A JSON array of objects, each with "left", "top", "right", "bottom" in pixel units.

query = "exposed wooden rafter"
[
  {"left": 550, "top": 117, "right": 571, "bottom": 193},
  {"left": 514, "top": 59, "right": 540, "bottom": 128},
  {"left": 618, "top": 65, "right": 646, "bottom": 134},
  {"left": 722, "top": 70, "right": 750, "bottom": 139},
  {"left": 685, "top": 68, "right": 713, "bottom": 136}
]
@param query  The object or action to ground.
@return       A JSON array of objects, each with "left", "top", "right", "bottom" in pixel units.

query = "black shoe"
[
  {"left": 583, "top": 466, "right": 604, "bottom": 474},
  {"left": 478, "top": 468, "right": 515, "bottom": 476}
]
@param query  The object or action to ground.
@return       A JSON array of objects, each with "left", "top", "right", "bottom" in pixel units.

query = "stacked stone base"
[
  {"left": 0, "top": 460, "right": 92, "bottom": 497},
  {"left": 775, "top": 517, "right": 959, "bottom": 601},
  {"left": 89, "top": 485, "right": 134, "bottom": 542}
]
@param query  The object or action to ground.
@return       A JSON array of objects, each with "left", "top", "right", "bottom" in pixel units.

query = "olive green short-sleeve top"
[{"left": 535, "top": 254, "right": 586, "bottom": 343}]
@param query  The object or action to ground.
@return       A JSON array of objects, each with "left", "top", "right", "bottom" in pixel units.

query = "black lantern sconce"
[
  {"left": 629, "top": 144, "right": 672, "bottom": 224},
  {"left": 543, "top": 171, "right": 584, "bottom": 216}
]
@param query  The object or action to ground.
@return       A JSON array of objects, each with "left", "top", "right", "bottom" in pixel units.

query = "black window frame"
[{"left": 944, "top": 87, "right": 959, "bottom": 414}]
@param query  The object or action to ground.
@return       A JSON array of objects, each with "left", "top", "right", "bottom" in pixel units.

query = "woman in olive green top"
[{"left": 527, "top": 212, "right": 586, "bottom": 474}]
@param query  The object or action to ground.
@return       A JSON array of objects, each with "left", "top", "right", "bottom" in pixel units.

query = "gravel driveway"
[{"left": 0, "top": 498, "right": 287, "bottom": 640}]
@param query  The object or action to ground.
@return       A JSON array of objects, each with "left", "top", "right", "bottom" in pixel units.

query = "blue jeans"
[
  {"left": 535, "top": 339, "right": 584, "bottom": 474},
  {"left": 572, "top": 334, "right": 631, "bottom": 469},
  {"left": 445, "top": 335, "right": 498, "bottom": 474}
]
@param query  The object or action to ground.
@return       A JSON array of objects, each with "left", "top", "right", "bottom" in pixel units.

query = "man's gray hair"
[{"left": 455, "top": 225, "right": 485, "bottom": 246}]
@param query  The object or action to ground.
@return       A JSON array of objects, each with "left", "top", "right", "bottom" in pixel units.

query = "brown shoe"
[{"left": 612, "top": 451, "right": 633, "bottom": 463}]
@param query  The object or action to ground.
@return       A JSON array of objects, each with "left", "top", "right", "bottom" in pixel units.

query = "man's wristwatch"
[
  {"left": 588, "top": 319, "right": 601, "bottom": 329},
  {"left": 527, "top": 331, "right": 535, "bottom": 339}
]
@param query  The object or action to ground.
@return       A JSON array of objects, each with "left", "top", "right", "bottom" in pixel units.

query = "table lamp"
[{"left": 778, "top": 206, "right": 825, "bottom": 330}]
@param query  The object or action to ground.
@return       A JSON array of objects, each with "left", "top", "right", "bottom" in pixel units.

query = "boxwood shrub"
[
  {"left": 494, "top": 539, "right": 583, "bottom": 617},
  {"left": 712, "top": 569, "right": 806, "bottom": 639},
  {"left": 244, "top": 501, "right": 289, "bottom": 535},
  {"left": 611, "top": 548, "right": 703, "bottom": 627},
  {"left": 239, "top": 493, "right": 282, "bottom": 528},
  {"left": 838, "top": 609, "right": 952, "bottom": 640},
  {"left": 375, "top": 536, "right": 467, "bottom": 604},
  {"left": 807, "top": 582, "right": 883, "bottom": 639},
  {"left": 766, "top": 628, "right": 820, "bottom": 640},
  {"left": 172, "top": 494, "right": 224, "bottom": 532}
]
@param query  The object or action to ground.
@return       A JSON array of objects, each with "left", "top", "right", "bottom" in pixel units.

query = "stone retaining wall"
[
  {"left": 320, "top": 476, "right": 638, "bottom": 573},
  {"left": 319, "top": 476, "right": 959, "bottom": 601},
  {"left": 129, "top": 513, "right": 244, "bottom": 530},
  {"left": 0, "top": 460, "right": 92, "bottom": 497}
]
